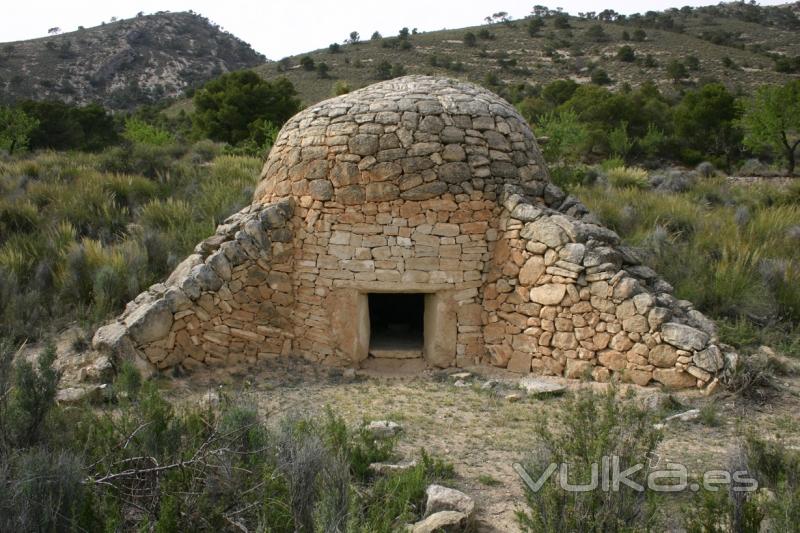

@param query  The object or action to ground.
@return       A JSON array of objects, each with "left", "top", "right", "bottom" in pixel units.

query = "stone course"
[{"left": 93, "top": 76, "right": 734, "bottom": 388}]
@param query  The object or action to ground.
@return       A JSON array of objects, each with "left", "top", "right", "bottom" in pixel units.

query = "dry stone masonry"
[{"left": 94, "top": 76, "right": 734, "bottom": 388}]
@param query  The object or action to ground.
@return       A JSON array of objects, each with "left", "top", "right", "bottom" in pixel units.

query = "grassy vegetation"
[
  {"left": 567, "top": 168, "right": 800, "bottom": 353},
  {"left": 0, "top": 350, "right": 456, "bottom": 531},
  {"left": 517, "top": 387, "right": 800, "bottom": 533},
  {"left": 517, "top": 388, "right": 662, "bottom": 532},
  {"left": 0, "top": 142, "right": 260, "bottom": 341}
]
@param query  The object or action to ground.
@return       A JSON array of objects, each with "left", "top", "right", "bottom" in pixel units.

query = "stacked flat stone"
[
  {"left": 93, "top": 75, "right": 733, "bottom": 388},
  {"left": 93, "top": 199, "right": 297, "bottom": 370}
]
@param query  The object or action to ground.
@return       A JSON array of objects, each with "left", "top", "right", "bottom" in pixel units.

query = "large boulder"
[
  {"left": 693, "top": 345, "right": 725, "bottom": 372},
  {"left": 124, "top": 299, "right": 173, "bottom": 345},
  {"left": 661, "top": 323, "right": 710, "bottom": 351}
]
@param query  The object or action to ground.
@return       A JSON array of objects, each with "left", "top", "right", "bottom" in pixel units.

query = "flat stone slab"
[
  {"left": 518, "top": 377, "right": 566, "bottom": 397},
  {"left": 370, "top": 348, "right": 423, "bottom": 359}
]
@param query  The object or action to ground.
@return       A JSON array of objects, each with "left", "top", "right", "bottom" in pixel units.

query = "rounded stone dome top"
[{"left": 253, "top": 75, "right": 548, "bottom": 206}]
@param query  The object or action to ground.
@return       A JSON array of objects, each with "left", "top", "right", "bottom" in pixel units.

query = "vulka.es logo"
[{"left": 513, "top": 456, "right": 758, "bottom": 493}]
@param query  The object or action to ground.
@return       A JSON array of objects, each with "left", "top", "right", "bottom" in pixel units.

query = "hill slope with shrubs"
[
  {"left": 255, "top": 2, "right": 800, "bottom": 107},
  {"left": 0, "top": 12, "right": 265, "bottom": 110}
]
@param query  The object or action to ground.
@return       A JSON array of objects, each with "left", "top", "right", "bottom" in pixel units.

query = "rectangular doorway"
[{"left": 368, "top": 293, "right": 424, "bottom": 359}]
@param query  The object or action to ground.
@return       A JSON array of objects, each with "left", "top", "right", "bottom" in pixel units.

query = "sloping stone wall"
[
  {"left": 482, "top": 184, "right": 728, "bottom": 388},
  {"left": 94, "top": 200, "right": 296, "bottom": 371}
]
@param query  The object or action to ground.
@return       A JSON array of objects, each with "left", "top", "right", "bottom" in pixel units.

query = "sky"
[{"left": 0, "top": 0, "right": 790, "bottom": 60}]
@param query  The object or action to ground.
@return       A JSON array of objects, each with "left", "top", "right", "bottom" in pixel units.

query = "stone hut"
[{"left": 93, "top": 76, "right": 732, "bottom": 388}]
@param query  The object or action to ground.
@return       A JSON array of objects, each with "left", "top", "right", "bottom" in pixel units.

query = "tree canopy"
[
  {"left": 192, "top": 71, "right": 301, "bottom": 146},
  {"left": 0, "top": 106, "right": 39, "bottom": 154},
  {"left": 674, "top": 83, "right": 742, "bottom": 165},
  {"left": 17, "top": 101, "right": 117, "bottom": 152},
  {"left": 741, "top": 80, "right": 800, "bottom": 176}
]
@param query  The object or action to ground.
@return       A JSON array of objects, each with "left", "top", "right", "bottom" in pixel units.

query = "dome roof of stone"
[{"left": 253, "top": 76, "right": 549, "bottom": 206}]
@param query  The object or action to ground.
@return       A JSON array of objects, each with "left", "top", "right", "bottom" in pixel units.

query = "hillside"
[
  {"left": 255, "top": 2, "right": 800, "bottom": 106},
  {"left": 0, "top": 11, "right": 266, "bottom": 110}
]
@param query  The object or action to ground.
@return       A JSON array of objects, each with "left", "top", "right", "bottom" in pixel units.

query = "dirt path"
[{"left": 164, "top": 359, "right": 800, "bottom": 532}]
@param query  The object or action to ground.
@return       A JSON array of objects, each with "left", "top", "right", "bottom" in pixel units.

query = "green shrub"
[
  {"left": 616, "top": 45, "right": 635, "bottom": 62},
  {"left": 0, "top": 448, "right": 96, "bottom": 532},
  {"left": 0, "top": 346, "right": 461, "bottom": 533},
  {"left": 0, "top": 149, "right": 264, "bottom": 340},
  {"left": 698, "top": 402, "right": 721, "bottom": 427},
  {"left": 114, "top": 359, "right": 142, "bottom": 400},
  {"left": 591, "top": 68, "right": 611, "bottom": 85},
  {"left": 300, "top": 55, "right": 315, "bottom": 70},
  {"left": 333, "top": 80, "right": 352, "bottom": 96},
  {"left": 123, "top": 117, "right": 174, "bottom": 146},
  {"left": 0, "top": 344, "right": 59, "bottom": 450},
  {"left": 684, "top": 435, "right": 799, "bottom": 532},
  {"left": 536, "top": 110, "right": 589, "bottom": 165},
  {"left": 516, "top": 388, "right": 662, "bottom": 532}
]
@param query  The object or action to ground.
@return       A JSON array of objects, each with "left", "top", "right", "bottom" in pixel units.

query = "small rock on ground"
[
  {"left": 55, "top": 384, "right": 107, "bottom": 405},
  {"left": 424, "top": 484, "right": 475, "bottom": 518},
  {"left": 367, "top": 420, "right": 402, "bottom": 438},
  {"left": 409, "top": 511, "right": 468, "bottom": 533},
  {"left": 664, "top": 408, "right": 700, "bottom": 423},
  {"left": 369, "top": 459, "right": 418, "bottom": 475}
]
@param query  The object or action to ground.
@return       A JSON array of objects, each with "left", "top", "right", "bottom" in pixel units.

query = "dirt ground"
[{"left": 160, "top": 357, "right": 800, "bottom": 532}]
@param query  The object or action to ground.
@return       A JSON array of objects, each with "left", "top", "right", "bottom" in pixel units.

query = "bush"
[
  {"left": 535, "top": 110, "right": 589, "bottom": 165},
  {"left": 300, "top": 55, "right": 315, "bottom": 70},
  {"left": 617, "top": 45, "right": 635, "bottom": 62},
  {"left": 357, "top": 450, "right": 454, "bottom": 532},
  {"left": 0, "top": 343, "right": 59, "bottom": 451},
  {"left": 591, "top": 68, "right": 611, "bottom": 85},
  {"left": 573, "top": 180, "right": 799, "bottom": 325},
  {"left": 606, "top": 166, "right": 649, "bottom": 189},
  {"left": 333, "top": 80, "right": 352, "bottom": 96},
  {"left": 585, "top": 24, "right": 609, "bottom": 42},
  {"left": 649, "top": 170, "right": 695, "bottom": 193},
  {"left": 123, "top": 117, "right": 174, "bottom": 146},
  {"left": 516, "top": 388, "right": 662, "bottom": 532},
  {"left": 696, "top": 161, "right": 716, "bottom": 178},
  {"left": 0, "top": 348, "right": 458, "bottom": 533},
  {"left": 0, "top": 448, "right": 94, "bottom": 532},
  {"left": 684, "top": 435, "right": 799, "bottom": 532},
  {"left": 553, "top": 13, "right": 571, "bottom": 29}
]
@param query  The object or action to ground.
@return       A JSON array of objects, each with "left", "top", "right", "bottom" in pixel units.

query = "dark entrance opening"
[{"left": 368, "top": 293, "right": 424, "bottom": 358}]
